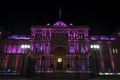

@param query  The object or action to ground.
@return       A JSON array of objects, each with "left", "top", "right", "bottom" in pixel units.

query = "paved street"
[
  {"left": 0, "top": 75, "right": 120, "bottom": 80},
  {"left": 88, "top": 75, "right": 120, "bottom": 80},
  {"left": 0, "top": 78, "right": 29, "bottom": 80}
]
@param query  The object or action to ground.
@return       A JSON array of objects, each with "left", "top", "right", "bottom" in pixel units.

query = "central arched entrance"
[{"left": 52, "top": 47, "right": 66, "bottom": 71}]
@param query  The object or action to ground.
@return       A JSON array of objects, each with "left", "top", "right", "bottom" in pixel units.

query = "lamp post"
[
  {"left": 75, "top": 55, "right": 79, "bottom": 80},
  {"left": 21, "top": 44, "right": 30, "bottom": 77},
  {"left": 90, "top": 44, "right": 100, "bottom": 77}
]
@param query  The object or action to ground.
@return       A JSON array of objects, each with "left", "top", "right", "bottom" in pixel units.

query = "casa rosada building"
[{"left": 0, "top": 21, "right": 120, "bottom": 76}]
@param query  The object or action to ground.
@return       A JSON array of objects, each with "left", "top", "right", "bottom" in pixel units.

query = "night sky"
[{"left": 0, "top": 0, "right": 120, "bottom": 35}]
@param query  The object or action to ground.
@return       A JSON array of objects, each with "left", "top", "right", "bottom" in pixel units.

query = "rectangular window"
[{"left": 35, "top": 48, "right": 38, "bottom": 54}]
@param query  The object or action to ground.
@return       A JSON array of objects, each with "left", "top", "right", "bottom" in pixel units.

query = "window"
[
  {"left": 112, "top": 48, "right": 118, "bottom": 54},
  {"left": 79, "top": 45, "right": 86, "bottom": 53},
  {"left": 17, "top": 45, "right": 22, "bottom": 53},
  {"left": 7, "top": 45, "right": 12, "bottom": 53},
  {"left": 45, "top": 60, "right": 49, "bottom": 68},
  {"left": 34, "top": 44, "right": 40, "bottom": 54},
  {"left": 45, "top": 46, "right": 49, "bottom": 54},
  {"left": 69, "top": 46, "right": 75, "bottom": 53},
  {"left": 81, "top": 47, "right": 86, "bottom": 53},
  {"left": 71, "top": 60, "right": 75, "bottom": 68}
]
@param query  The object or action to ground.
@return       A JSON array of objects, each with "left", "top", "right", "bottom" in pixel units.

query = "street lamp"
[
  {"left": 75, "top": 55, "right": 79, "bottom": 79},
  {"left": 41, "top": 56, "right": 45, "bottom": 80},
  {"left": 21, "top": 44, "right": 30, "bottom": 77},
  {"left": 90, "top": 44, "right": 100, "bottom": 77}
]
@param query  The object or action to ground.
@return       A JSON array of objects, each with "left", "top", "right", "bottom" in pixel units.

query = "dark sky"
[{"left": 0, "top": 0, "right": 120, "bottom": 35}]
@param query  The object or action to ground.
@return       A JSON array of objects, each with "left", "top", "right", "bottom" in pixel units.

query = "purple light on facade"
[
  {"left": 69, "top": 46, "right": 75, "bottom": 53},
  {"left": 91, "top": 36, "right": 117, "bottom": 41},
  {"left": 90, "top": 36, "right": 99, "bottom": 40},
  {"left": 100, "top": 36, "right": 109, "bottom": 40},
  {"left": 110, "top": 37, "right": 116, "bottom": 40},
  {"left": 3, "top": 44, "right": 30, "bottom": 54},
  {"left": 45, "top": 46, "right": 49, "bottom": 54},
  {"left": 82, "top": 65, "right": 85, "bottom": 70},
  {"left": 8, "top": 35, "right": 30, "bottom": 40},
  {"left": 12, "top": 45, "right": 17, "bottom": 53}
]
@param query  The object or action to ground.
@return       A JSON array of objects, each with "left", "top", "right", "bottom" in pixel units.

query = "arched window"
[
  {"left": 81, "top": 47, "right": 86, "bottom": 53},
  {"left": 45, "top": 44, "right": 50, "bottom": 54},
  {"left": 34, "top": 44, "right": 40, "bottom": 54},
  {"left": 79, "top": 45, "right": 86, "bottom": 53}
]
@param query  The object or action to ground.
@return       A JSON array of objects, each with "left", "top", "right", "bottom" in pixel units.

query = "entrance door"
[
  {"left": 56, "top": 57, "right": 63, "bottom": 70},
  {"left": 52, "top": 47, "right": 66, "bottom": 70}
]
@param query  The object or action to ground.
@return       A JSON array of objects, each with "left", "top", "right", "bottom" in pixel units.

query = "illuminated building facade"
[{"left": 0, "top": 21, "right": 120, "bottom": 76}]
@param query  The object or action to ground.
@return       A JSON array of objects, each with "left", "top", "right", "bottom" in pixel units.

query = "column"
[
  {"left": 4, "top": 55, "right": 9, "bottom": 69},
  {"left": 15, "top": 55, "right": 20, "bottom": 70},
  {"left": 98, "top": 41, "right": 105, "bottom": 72},
  {"left": 107, "top": 41, "right": 115, "bottom": 71},
  {"left": 39, "top": 55, "right": 41, "bottom": 72},
  {"left": 85, "top": 43, "right": 89, "bottom": 54},
  {"left": 30, "top": 43, "right": 33, "bottom": 52}
]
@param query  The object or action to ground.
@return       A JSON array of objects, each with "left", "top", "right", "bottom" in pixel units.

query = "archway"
[{"left": 52, "top": 47, "right": 67, "bottom": 71}]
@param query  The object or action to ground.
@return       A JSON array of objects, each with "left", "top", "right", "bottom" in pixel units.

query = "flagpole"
[{"left": 59, "top": 5, "right": 62, "bottom": 20}]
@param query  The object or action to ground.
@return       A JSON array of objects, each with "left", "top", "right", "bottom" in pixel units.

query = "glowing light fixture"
[
  {"left": 21, "top": 44, "right": 30, "bottom": 49},
  {"left": 90, "top": 44, "right": 100, "bottom": 76},
  {"left": 57, "top": 58, "right": 62, "bottom": 63},
  {"left": 117, "top": 73, "right": 120, "bottom": 75},
  {"left": 47, "top": 23, "right": 50, "bottom": 25},
  {"left": 70, "top": 23, "right": 73, "bottom": 26},
  {"left": 90, "top": 44, "right": 100, "bottom": 49}
]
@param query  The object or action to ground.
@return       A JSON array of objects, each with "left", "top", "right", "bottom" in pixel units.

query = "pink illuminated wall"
[
  {"left": 12, "top": 45, "right": 17, "bottom": 53},
  {"left": 0, "top": 21, "right": 119, "bottom": 74}
]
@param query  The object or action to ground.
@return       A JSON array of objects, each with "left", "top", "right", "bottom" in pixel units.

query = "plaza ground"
[{"left": 0, "top": 75, "right": 120, "bottom": 80}]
